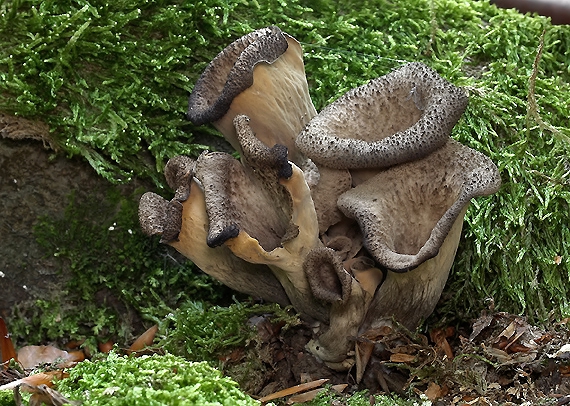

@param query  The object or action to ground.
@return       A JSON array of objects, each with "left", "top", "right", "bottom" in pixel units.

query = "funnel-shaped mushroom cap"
[
  {"left": 194, "top": 151, "right": 293, "bottom": 250},
  {"left": 194, "top": 115, "right": 294, "bottom": 250},
  {"left": 138, "top": 159, "right": 290, "bottom": 306},
  {"left": 304, "top": 247, "right": 352, "bottom": 304},
  {"left": 187, "top": 26, "right": 316, "bottom": 164},
  {"left": 187, "top": 26, "right": 287, "bottom": 125},
  {"left": 337, "top": 139, "right": 501, "bottom": 271},
  {"left": 296, "top": 62, "right": 468, "bottom": 169}
]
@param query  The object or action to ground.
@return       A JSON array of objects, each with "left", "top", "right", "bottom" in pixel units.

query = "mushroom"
[
  {"left": 304, "top": 247, "right": 369, "bottom": 370},
  {"left": 138, "top": 27, "right": 502, "bottom": 372},
  {"left": 194, "top": 116, "right": 293, "bottom": 251},
  {"left": 187, "top": 25, "right": 316, "bottom": 169},
  {"left": 296, "top": 62, "right": 469, "bottom": 174},
  {"left": 187, "top": 25, "right": 351, "bottom": 232},
  {"left": 138, "top": 155, "right": 290, "bottom": 306},
  {"left": 218, "top": 117, "right": 328, "bottom": 321},
  {"left": 336, "top": 139, "right": 501, "bottom": 331}
]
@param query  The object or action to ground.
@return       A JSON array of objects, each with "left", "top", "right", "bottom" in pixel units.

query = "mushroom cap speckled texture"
[
  {"left": 296, "top": 62, "right": 469, "bottom": 169},
  {"left": 187, "top": 25, "right": 288, "bottom": 125},
  {"left": 187, "top": 25, "right": 316, "bottom": 166}
]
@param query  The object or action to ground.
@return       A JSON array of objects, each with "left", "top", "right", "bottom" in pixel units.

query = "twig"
[{"left": 526, "top": 29, "right": 570, "bottom": 143}]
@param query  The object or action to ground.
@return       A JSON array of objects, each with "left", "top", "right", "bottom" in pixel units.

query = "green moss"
[
  {"left": 0, "top": 391, "right": 16, "bottom": 406},
  {"left": 8, "top": 189, "right": 225, "bottom": 347},
  {"left": 2, "top": 0, "right": 569, "bottom": 329},
  {"left": 305, "top": 388, "right": 432, "bottom": 406},
  {"left": 55, "top": 352, "right": 260, "bottom": 405},
  {"left": 161, "top": 301, "right": 299, "bottom": 363}
]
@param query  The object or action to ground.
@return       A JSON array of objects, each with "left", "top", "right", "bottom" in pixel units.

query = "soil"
[{"left": 0, "top": 135, "right": 145, "bottom": 320}]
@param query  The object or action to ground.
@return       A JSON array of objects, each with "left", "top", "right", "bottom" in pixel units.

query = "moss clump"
[
  {"left": 55, "top": 352, "right": 259, "bottom": 405},
  {"left": 161, "top": 301, "right": 298, "bottom": 363},
  {"left": 0, "top": 391, "right": 16, "bottom": 406},
  {"left": 305, "top": 388, "right": 432, "bottom": 406},
  {"left": 1, "top": 0, "right": 569, "bottom": 329}
]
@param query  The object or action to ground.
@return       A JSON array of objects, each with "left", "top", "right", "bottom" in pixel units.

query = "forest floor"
[
  {"left": 1, "top": 295, "right": 569, "bottom": 405},
  {"left": 222, "top": 310, "right": 570, "bottom": 405}
]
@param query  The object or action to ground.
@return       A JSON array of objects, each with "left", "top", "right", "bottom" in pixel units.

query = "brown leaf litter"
[{"left": 222, "top": 311, "right": 570, "bottom": 405}]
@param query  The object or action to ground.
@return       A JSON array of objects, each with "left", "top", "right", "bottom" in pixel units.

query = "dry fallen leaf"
[
  {"left": 355, "top": 339, "right": 375, "bottom": 383},
  {"left": 424, "top": 382, "right": 448, "bottom": 401},
  {"left": 286, "top": 388, "right": 324, "bottom": 404},
  {"left": 127, "top": 324, "right": 158, "bottom": 355},
  {"left": 0, "top": 371, "right": 68, "bottom": 391},
  {"left": 483, "top": 346, "right": 511, "bottom": 363},
  {"left": 286, "top": 384, "right": 347, "bottom": 404},
  {"left": 430, "top": 328, "right": 454, "bottom": 360},
  {"left": 258, "top": 378, "right": 329, "bottom": 403},
  {"left": 497, "top": 321, "right": 517, "bottom": 341},
  {"left": 507, "top": 342, "right": 532, "bottom": 353},
  {"left": 15, "top": 382, "right": 79, "bottom": 406},
  {"left": 64, "top": 339, "right": 85, "bottom": 350},
  {"left": 550, "top": 343, "right": 570, "bottom": 359},
  {"left": 98, "top": 340, "right": 114, "bottom": 353},
  {"left": 389, "top": 353, "right": 416, "bottom": 363},
  {"left": 469, "top": 314, "right": 493, "bottom": 341},
  {"left": 360, "top": 325, "right": 393, "bottom": 341},
  {"left": 0, "top": 317, "right": 17, "bottom": 369},
  {"left": 17, "top": 346, "right": 84, "bottom": 369}
]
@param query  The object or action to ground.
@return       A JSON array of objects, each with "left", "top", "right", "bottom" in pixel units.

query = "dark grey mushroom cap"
[
  {"left": 337, "top": 139, "right": 501, "bottom": 272},
  {"left": 138, "top": 192, "right": 183, "bottom": 244},
  {"left": 187, "top": 26, "right": 288, "bottom": 125},
  {"left": 304, "top": 247, "right": 352, "bottom": 304},
  {"left": 296, "top": 62, "right": 468, "bottom": 169}
]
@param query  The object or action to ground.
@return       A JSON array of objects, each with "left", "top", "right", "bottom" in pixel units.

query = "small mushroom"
[
  {"left": 296, "top": 62, "right": 468, "bottom": 171},
  {"left": 222, "top": 159, "right": 329, "bottom": 322},
  {"left": 304, "top": 247, "right": 369, "bottom": 370},
  {"left": 344, "top": 256, "right": 385, "bottom": 298},
  {"left": 138, "top": 156, "right": 290, "bottom": 306},
  {"left": 193, "top": 119, "right": 293, "bottom": 251},
  {"left": 337, "top": 139, "right": 501, "bottom": 330}
]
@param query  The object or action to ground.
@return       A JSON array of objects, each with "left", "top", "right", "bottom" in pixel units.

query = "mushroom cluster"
[{"left": 139, "top": 26, "right": 500, "bottom": 371}]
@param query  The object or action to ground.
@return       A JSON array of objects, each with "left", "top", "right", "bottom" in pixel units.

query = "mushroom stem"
[
  {"left": 359, "top": 206, "right": 467, "bottom": 332},
  {"left": 306, "top": 286, "right": 366, "bottom": 370}
]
